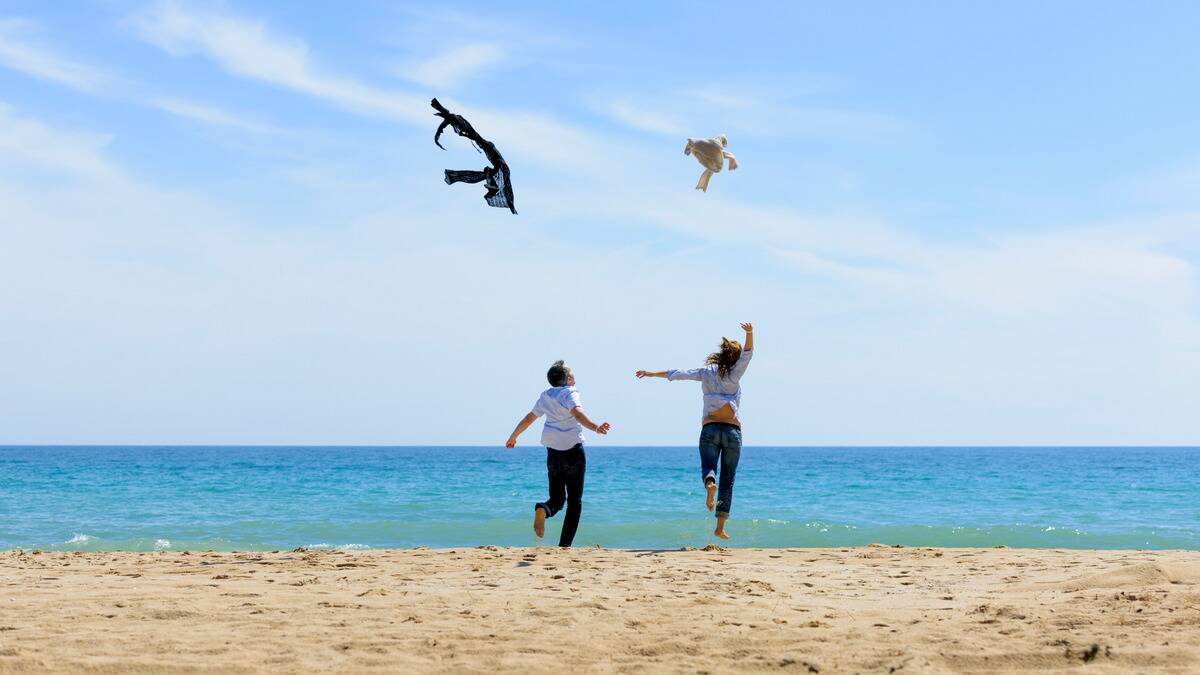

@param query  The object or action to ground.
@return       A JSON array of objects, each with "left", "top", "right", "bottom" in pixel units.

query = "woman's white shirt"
[{"left": 666, "top": 348, "right": 753, "bottom": 422}]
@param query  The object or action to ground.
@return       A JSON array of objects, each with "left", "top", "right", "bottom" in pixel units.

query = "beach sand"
[{"left": 2, "top": 547, "right": 1199, "bottom": 673}]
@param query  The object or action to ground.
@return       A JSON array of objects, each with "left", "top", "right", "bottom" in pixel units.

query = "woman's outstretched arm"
[
  {"left": 640, "top": 368, "right": 704, "bottom": 381},
  {"left": 741, "top": 322, "right": 753, "bottom": 351}
]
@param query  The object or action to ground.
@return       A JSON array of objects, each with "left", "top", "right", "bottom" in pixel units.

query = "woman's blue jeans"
[{"left": 699, "top": 423, "right": 741, "bottom": 518}]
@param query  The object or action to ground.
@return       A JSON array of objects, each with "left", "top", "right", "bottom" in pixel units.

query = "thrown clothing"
[
  {"left": 431, "top": 98, "right": 516, "bottom": 214},
  {"left": 684, "top": 135, "right": 738, "bottom": 192},
  {"left": 666, "top": 348, "right": 753, "bottom": 422},
  {"left": 531, "top": 385, "right": 585, "bottom": 451},
  {"left": 444, "top": 166, "right": 513, "bottom": 211},
  {"left": 536, "top": 444, "right": 586, "bottom": 547}
]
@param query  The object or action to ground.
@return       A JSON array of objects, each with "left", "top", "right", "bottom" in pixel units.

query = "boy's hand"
[
  {"left": 505, "top": 436, "right": 517, "bottom": 449},
  {"left": 740, "top": 322, "right": 753, "bottom": 333},
  {"left": 596, "top": 422, "right": 611, "bottom": 435}
]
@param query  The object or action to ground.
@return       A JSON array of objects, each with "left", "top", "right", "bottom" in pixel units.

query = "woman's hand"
[
  {"left": 741, "top": 323, "right": 754, "bottom": 351},
  {"left": 635, "top": 370, "right": 650, "bottom": 379},
  {"left": 505, "top": 436, "right": 517, "bottom": 449}
]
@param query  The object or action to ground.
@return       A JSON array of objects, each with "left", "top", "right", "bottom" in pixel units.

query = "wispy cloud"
[
  {"left": 395, "top": 43, "right": 507, "bottom": 89},
  {"left": 0, "top": 19, "right": 115, "bottom": 92},
  {"left": 1127, "top": 160, "right": 1200, "bottom": 212},
  {"left": 600, "top": 84, "right": 908, "bottom": 143},
  {"left": 780, "top": 223, "right": 1198, "bottom": 317},
  {"left": 559, "top": 161, "right": 1199, "bottom": 322},
  {"left": 130, "top": 2, "right": 623, "bottom": 171},
  {"left": 604, "top": 99, "right": 687, "bottom": 135},
  {"left": 132, "top": 1, "right": 427, "bottom": 124},
  {"left": 0, "top": 16, "right": 294, "bottom": 142},
  {"left": 149, "top": 98, "right": 284, "bottom": 135},
  {"left": 0, "top": 103, "right": 119, "bottom": 179}
]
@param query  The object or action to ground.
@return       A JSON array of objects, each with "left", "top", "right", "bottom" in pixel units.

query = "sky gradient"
[{"left": 2, "top": 1, "right": 1198, "bottom": 445}]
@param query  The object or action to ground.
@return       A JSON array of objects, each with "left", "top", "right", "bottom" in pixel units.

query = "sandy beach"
[{"left": 2, "top": 546, "right": 1198, "bottom": 673}]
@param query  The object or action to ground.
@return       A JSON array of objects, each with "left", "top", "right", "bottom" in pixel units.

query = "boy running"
[{"left": 505, "top": 360, "right": 611, "bottom": 547}]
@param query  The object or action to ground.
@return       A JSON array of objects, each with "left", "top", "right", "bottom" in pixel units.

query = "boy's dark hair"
[{"left": 547, "top": 360, "right": 570, "bottom": 387}]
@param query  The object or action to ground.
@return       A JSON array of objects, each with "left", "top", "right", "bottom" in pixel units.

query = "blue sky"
[{"left": 2, "top": 1, "right": 1197, "bottom": 445}]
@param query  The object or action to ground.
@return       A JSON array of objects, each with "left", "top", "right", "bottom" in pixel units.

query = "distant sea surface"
[{"left": 2, "top": 446, "right": 1198, "bottom": 551}]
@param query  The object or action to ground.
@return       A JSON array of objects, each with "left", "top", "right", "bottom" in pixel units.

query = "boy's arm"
[
  {"left": 570, "top": 407, "right": 611, "bottom": 435},
  {"left": 505, "top": 412, "right": 538, "bottom": 448}
]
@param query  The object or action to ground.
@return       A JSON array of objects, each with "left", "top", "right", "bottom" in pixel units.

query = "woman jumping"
[{"left": 636, "top": 323, "right": 753, "bottom": 539}]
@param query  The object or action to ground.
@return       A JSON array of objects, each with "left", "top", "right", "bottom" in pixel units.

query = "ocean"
[{"left": 2, "top": 446, "right": 1197, "bottom": 551}]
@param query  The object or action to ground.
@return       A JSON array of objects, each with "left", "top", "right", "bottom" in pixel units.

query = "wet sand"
[{"left": 2, "top": 546, "right": 1199, "bottom": 673}]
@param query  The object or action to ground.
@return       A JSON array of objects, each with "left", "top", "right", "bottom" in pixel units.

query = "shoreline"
[
  {"left": 6, "top": 542, "right": 1200, "bottom": 554},
  {"left": 3, "top": 546, "right": 1199, "bottom": 673},
  {"left": 7, "top": 545, "right": 1200, "bottom": 553}
]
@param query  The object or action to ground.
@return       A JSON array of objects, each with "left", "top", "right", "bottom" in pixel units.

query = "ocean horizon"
[{"left": 3, "top": 445, "right": 1198, "bottom": 552}]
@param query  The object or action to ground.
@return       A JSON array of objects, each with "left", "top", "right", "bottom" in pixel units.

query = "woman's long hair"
[{"left": 706, "top": 338, "right": 742, "bottom": 378}]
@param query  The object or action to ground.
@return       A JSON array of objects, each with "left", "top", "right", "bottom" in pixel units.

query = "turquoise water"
[{"left": 2, "top": 446, "right": 1198, "bottom": 551}]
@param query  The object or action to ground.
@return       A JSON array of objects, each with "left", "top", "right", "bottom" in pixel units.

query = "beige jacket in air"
[{"left": 684, "top": 135, "right": 738, "bottom": 192}]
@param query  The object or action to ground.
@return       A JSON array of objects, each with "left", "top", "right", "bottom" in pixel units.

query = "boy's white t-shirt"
[{"left": 531, "top": 386, "right": 585, "bottom": 450}]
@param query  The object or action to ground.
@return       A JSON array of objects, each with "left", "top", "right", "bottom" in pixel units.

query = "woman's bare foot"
[
  {"left": 705, "top": 481, "right": 717, "bottom": 512},
  {"left": 714, "top": 516, "right": 730, "bottom": 539},
  {"left": 533, "top": 506, "right": 546, "bottom": 538}
]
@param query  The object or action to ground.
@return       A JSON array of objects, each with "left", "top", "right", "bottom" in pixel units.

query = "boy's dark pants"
[{"left": 535, "top": 444, "right": 586, "bottom": 547}]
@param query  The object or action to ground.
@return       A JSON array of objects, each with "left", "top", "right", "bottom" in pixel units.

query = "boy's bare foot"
[
  {"left": 533, "top": 507, "right": 546, "bottom": 538},
  {"left": 705, "top": 482, "right": 717, "bottom": 512}
]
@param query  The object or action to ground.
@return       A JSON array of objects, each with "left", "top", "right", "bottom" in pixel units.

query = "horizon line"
[{"left": 3, "top": 444, "right": 1198, "bottom": 449}]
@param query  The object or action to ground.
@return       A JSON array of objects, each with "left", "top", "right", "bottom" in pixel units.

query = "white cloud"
[
  {"left": 0, "top": 103, "right": 119, "bottom": 179},
  {"left": 917, "top": 226, "right": 1197, "bottom": 316},
  {"left": 131, "top": 2, "right": 619, "bottom": 171},
  {"left": 0, "top": 19, "right": 115, "bottom": 92},
  {"left": 1127, "top": 160, "right": 1200, "bottom": 213},
  {"left": 604, "top": 99, "right": 687, "bottom": 135},
  {"left": 0, "top": 17, "right": 297, "bottom": 142},
  {"left": 149, "top": 98, "right": 284, "bottom": 135},
  {"left": 645, "top": 189, "right": 1200, "bottom": 320},
  {"left": 396, "top": 43, "right": 507, "bottom": 89},
  {"left": 782, "top": 226, "right": 1197, "bottom": 318},
  {"left": 600, "top": 85, "right": 908, "bottom": 143},
  {"left": 132, "top": 1, "right": 427, "bottom": 125},
  {"left": 587, "top": 168, "right": 1198, "bottom": 323}
]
